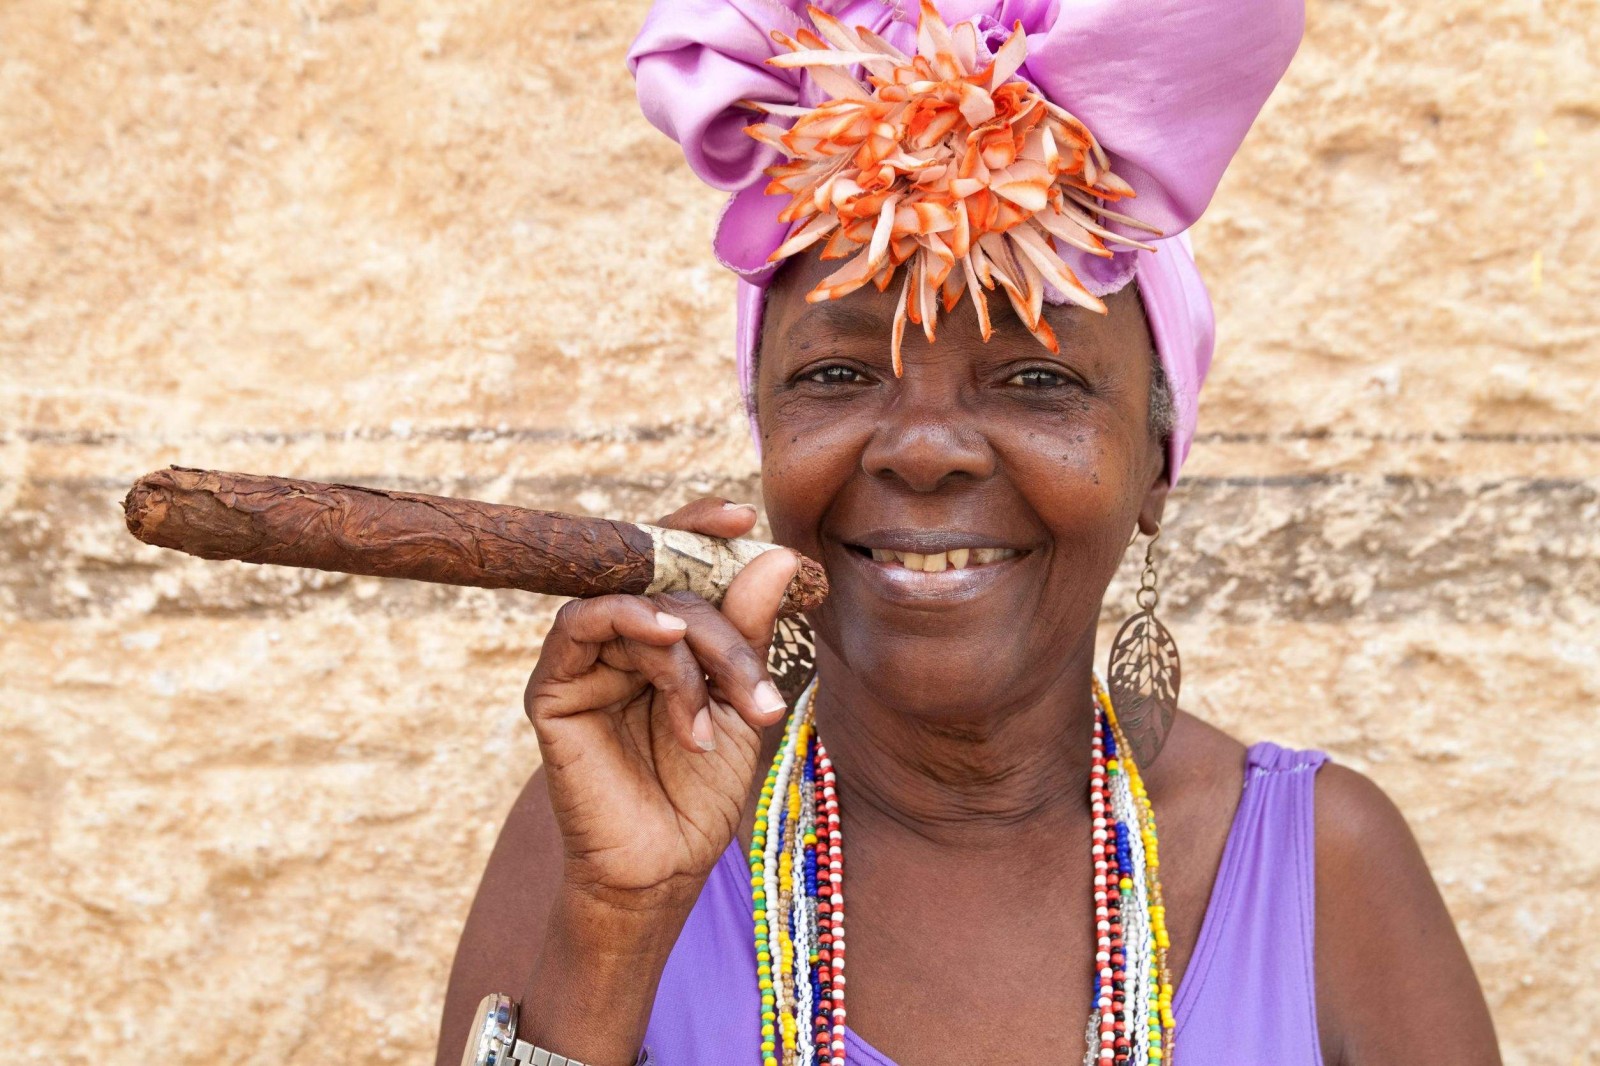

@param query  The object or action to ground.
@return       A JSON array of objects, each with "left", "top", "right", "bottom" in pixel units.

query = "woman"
[{"left": 440, "top": 1, "right": 1500, "bottom": 1063}]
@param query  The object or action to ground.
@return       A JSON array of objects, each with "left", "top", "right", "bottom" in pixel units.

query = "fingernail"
[
  {"left": 655, "top": 611, "right": 687, "bottom": 631},
  {"left": 754, "top": 681, "right": 787, "bottom": 718},
  {"left": 721, "top": 501, "right": 757, "bottom": 513},
  {"left": 693, "top": 706, "right": 716, "bottom": 751}
]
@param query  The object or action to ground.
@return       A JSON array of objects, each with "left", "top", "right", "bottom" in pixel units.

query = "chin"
[{"left": 815, "top": 605, "right": 1059, "bottom": 724}]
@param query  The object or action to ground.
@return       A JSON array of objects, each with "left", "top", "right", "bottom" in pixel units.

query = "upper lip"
[{"left": 841, "top": 528, "right": 1030, "bottom": 555}]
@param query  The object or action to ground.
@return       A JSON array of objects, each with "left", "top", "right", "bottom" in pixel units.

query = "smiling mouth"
[{"left": 847, "top": 546, "right": 1023, "bottom": 572}]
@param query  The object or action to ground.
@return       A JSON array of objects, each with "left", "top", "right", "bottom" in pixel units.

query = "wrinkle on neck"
[{"left": 809, "top": 642, "right": 1099, "bottom": 853}]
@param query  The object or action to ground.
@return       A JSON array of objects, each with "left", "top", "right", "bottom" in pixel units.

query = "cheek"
[
  {"left": 757, "top": 398, "right": 866, "bottom": 555},
  {"left": 1013, "top": 400, "right": 1139, "bottom": 483},
  {"left": 1000, "top": 417, "right": 1146, "bottom": 569}
]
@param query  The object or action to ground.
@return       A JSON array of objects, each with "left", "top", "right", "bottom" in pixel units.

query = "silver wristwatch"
[{"left": 461, "top": 993, "right": 651, "bottom": 1066}]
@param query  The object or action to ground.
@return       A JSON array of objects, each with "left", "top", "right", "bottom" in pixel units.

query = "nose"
[{"left": 860, "top": 387, "right": 997, "bottom": 492}]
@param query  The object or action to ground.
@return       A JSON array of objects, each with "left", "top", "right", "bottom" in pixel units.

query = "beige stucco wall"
[{"left": 2, "top": 0, "right": 1595, "bottom": 1062}]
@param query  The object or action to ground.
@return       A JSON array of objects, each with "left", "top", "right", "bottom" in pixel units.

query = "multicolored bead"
[{"left": 751, "top": 676, "right": 1172, "bottom": 1066}]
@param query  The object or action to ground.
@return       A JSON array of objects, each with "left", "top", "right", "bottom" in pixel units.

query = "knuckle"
[
  {"left": 702, "top": 639, "right": 762, "bottom": 688},
  {"left": 656, "top": 504, "right": 698, "bottom": 527},
  {"left": 658, "top": 496, "right": 726, "bottom": 530},
  {"left": 522, "top": 676, "right": 550, "bottom": 719},
  {"left": 654, "top": 590, "right": 711, "bottom": 613},
  {"left": 722, "top": 633, "right": 764, "bottom": 670},
  {"left": 552, "top": 598, "right": 587, "bottom": 630},
  {"left": 669, "top": 649, "right": 709, "bottom": 689},
  {"left": 656, "top": 665, "right": 700, "bottom": 703}
]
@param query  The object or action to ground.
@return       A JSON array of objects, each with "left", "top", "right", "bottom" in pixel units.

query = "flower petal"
[
  {"left": 916, "top": 0, "right": 955, "bottom": 62},
  {"left": 770, "top": 212, "right": 840, "bottom": 261},
  {"left": 988, "top": 21, "right": 1028, "bottom": 89},
  {"left": 1010, "top": 223, "right": 1106, "bottom": 313},
  {"left": 962, "top": 254, "right": 993, "bottom": 340},
  {"left": 891, "top": 267, "right": 912, "bottom": 376}
]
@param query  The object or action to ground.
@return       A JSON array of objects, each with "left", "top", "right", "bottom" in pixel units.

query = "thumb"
[{"left": 720, "top": 547, "right": 800, "bottom": 654}]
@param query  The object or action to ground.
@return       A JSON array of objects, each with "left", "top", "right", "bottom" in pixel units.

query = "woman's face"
[{"left": 756, "top": 249, "right": 1170, "bottom": 717}]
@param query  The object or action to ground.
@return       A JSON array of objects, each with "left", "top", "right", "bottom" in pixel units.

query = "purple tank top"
[{"left": 643, "top": 741, "right": 1328, "bottom": 1065}]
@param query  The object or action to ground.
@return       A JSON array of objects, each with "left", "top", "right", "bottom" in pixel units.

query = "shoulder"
[
  {"left": 1140, "top": 710, "right": 1249, "bottom": 864},
  {"left": 1311, "top": 762, "right": 1446, "bottom": 939},
  {"left": 1311, "top": 763, "right": 1501, "bottom": 1066},
  {"left": 1147, "top": 709, "right": 1248, "bottom": 801}
]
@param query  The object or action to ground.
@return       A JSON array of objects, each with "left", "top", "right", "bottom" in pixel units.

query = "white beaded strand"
[
  {"left": 1110, "top": 746, "right": 1152, "bottom": 1066},
  {"left": 818, "top": 743, "right": 846, "bottom": 1066},
  {"left": 765, "top": 701, "right": 808, "bottom": 1041},
  {"left": 755, "top": 679, "right": 1170, "bottom": 1066},
  {"left": 1089, "top": 712, "right": 1116, "bottom": 1064},
  {"left": 792, "top": 727, "right": 818, "bottom": 1066}
]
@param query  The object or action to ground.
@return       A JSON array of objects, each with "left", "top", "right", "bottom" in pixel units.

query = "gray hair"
[{"left": 1148, "top": 350, "right": 1176, "bottom": 448}]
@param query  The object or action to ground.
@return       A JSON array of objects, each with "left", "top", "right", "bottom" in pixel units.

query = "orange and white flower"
[{"left": 743, "top": 0, "right": 1162, "bottom": 372}]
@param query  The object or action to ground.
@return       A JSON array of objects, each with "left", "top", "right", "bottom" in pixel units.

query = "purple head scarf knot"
[{"left": 628, "top": 0, "right": 1304, "bottom": 483}]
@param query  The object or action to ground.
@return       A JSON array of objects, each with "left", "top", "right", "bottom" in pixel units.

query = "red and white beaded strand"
[
  {"left": 818, "top": 726, "right": 847, "bottom": 1064},
  {"left": 755, "top": 678, "right": 1169, "bottom": 1066}
]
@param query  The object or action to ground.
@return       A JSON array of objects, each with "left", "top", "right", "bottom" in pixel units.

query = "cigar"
[{"left": 122, "top": 467, "right": 828, "bottom": 616}]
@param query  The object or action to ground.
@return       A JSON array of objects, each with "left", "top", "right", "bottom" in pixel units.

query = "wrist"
[
  {"left": 515, "top": 884, "right": 695, "bottom": 1066},
  {"left": 557, "top": 865, "right": 706, "bottom": 926}
]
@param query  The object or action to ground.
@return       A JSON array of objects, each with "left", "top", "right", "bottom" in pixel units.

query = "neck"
[{"left": 808, "top": 639, "right": 1100, "bottom": 854}]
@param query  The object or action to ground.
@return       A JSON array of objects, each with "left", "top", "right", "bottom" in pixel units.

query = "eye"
[
  {"left": 802, "top": 364, "right": 869, "bottom": 385},
  {"left": 1007, "top": 367, "right": 1071, "bottom": 388}
]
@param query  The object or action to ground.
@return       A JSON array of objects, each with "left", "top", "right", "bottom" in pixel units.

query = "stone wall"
[{"left": 2, "top": 1, "right": 1595, "bottom": 1062}]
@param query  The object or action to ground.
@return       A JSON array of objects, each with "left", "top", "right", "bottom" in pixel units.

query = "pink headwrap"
[{"left": 628, "top": 0, "right": 1304, "bottom": 483}]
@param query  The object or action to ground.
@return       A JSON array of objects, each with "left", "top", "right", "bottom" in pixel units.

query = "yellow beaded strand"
[
  {"left": 1095, "top": 678, "right": 1178, "bottom": 1061},
  {"left": 751, "top": 757, "right": 780, "bottom": 1065},
  {"left": 753, "top": 704, "right": 813, "bottom": 1066},
  {"left": 776, "top": 716, "right": 811, "bottom": 1061}
]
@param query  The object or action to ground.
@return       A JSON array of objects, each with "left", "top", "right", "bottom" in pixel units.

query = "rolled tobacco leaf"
[{"left": 122, "top": 466, "right": 828, "bottom": 616}]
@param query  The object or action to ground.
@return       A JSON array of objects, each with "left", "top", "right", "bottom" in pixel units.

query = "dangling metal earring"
[
  {"left": 1107, "top": 523, "right": 1181, "bottom": 768},
  {"left": 767, "top": 614, "right": 818, "bottom": 708}
]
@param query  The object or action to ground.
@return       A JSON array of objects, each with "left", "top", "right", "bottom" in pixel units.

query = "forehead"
[{"left": 757, "top": 246, "right": 1154, "bottom": 376}]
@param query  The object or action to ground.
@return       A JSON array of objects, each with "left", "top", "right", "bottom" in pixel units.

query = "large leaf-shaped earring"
[
  {"left": 767, "top": 614, "right": 818, "bottom": 708},
  {"left": 1107, "top": 523, "right": 1181, "bottom": 768}
]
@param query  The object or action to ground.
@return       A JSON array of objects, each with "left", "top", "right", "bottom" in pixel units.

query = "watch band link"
[{"left": 510, "top": 1039, "right": 652, "bottom": 1066}]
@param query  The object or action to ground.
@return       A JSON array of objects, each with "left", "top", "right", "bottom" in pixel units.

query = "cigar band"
[{"left": 638, "top": 524, "right": 774, "bottom": 606}]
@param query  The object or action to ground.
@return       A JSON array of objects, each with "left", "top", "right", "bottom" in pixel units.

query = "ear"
[{"left": 1138, "top": 460, "right": 1170, "bottom": 537}]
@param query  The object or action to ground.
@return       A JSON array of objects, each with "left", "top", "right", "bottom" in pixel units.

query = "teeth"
[{"left": 868, "top": 546, "right": 1018, "bottom": 570}]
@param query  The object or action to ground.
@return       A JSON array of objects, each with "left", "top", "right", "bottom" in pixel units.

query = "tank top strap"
[
  {"left": 642, "top": 842, "right": 764, "bottom": 1065},
  {"left": 1172, "top": 740, "right": 1329, "bottom": 1065}
]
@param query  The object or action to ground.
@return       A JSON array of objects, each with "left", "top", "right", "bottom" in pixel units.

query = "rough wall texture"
[{"left": 2, "top": 1, "right": 1595, "bottom": 1063}]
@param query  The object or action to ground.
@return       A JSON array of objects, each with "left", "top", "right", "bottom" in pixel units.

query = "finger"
[
  {"left": 530, "top": 596, "right": 687, "bottom": 690},
  {"left": 655, "top": 589, "right": 790, "bottom": 728},
  {"left": 528, "top": 609, "right": 712, "bottom": 754},
  {"left": 701, "top": 696, "right": 747, "bottom": 756},
  {"left": 721, "top": 547, "right": 801, "bottom": 653},
  {"left": 655, "top": 496, "right": 760, "bottom": 539},
  {"left": 604, "top": 638, "right": 714, "bottom": 754}
]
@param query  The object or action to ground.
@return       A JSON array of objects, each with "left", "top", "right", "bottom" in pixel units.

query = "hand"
[{"left": 524, "top": 498, "right": 795, "bottom": 912}]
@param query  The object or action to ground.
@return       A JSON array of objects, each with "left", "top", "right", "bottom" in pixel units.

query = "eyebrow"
[
  {"left": 782, "top": 282, "right": 1093, "bottom": 357},
  {"left": 788, "top": 300, "right": 889, "bottom": 341}
]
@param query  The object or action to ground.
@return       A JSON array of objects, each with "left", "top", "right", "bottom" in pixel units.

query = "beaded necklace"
[{"left": 749, "top": 677, "right": 1174, "bottom": 1066}]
